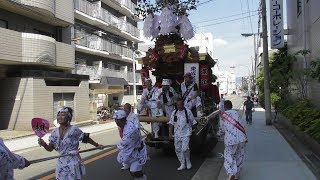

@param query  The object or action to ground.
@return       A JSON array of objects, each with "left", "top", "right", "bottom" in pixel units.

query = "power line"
[
  {"left": 195, "top": 14, "right": 259, "bottom": 28},
  {"left": 198, "top": 0, "right": 216, "bottom": 6},
  {"left": 194, "top": 10, "right": 259, "bottom": 24},
  {"left": 246, "top": 0, "right": 254, "bottom": 33}
]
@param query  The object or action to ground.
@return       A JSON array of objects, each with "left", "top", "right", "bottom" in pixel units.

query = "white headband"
[{"left": 58, "top": 107, "right": 72, "bottom": 119}]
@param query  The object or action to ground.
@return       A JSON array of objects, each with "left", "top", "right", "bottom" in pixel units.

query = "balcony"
[
  {"left": 74, "top": 29, "right": 134, "bottom": 63},
  {"left": 101, "top": 0, "right": 138, "bottom": 21},
  {"left": 74, "top": 0, "right": 141, "bottom": 42},
  {"left": 74, "top": 65, "right": 141, "bottom": 84},
  {"left": 0, "top": 0, "right": 73, "bottom": 26},
  {"left": 0, "top": 28, "right": 74, "bottom": 69}
]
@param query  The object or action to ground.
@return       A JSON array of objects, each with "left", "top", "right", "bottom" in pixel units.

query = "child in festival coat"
[{"left": 169, "top": 98, "right": 197, "bottom": 170}]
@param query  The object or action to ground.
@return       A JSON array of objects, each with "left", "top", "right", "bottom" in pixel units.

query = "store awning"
[
  {"left": 91, "top": 89, "right": 127, "bottom": 94},
  {"left": 100, "top": 77, "right": 129, "bottom": 85}
]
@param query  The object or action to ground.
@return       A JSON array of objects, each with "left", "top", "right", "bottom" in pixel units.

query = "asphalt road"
[{"left": 14, "top": 95, "right": 244, "bottom": 180}]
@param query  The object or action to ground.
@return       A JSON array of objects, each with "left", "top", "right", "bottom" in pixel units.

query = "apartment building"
[
  {"left": 72, "top": 0, "right": 142, "bottom": 109},
  {"left": 286, "top": 0, "right": 320, "bottom": 102},
  {"left": 0, "top": 0, "right": 90, "bottom": 130}
]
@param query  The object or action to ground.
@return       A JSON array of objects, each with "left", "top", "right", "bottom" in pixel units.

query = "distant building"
[
  {"left": 286, "top": 0, "right": 320, "bottom": 102},
  {"left": 218, "top": 71, "right": 236, "bottom": 95}
]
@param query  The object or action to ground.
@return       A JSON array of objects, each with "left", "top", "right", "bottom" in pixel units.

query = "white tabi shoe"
[
  {"left": 121, "top": 163, "right": 129, "bottom": 170},
  {"left": 177, "top": 164, "right": 186, "bottom": 171},
  {"left": 186, "top": 160, "right": 192, "bottom": 169}
]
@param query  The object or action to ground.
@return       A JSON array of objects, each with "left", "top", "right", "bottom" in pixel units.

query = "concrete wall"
[
  {"left": 55, "top": 0, "right": 74, "bottom": 24},
  {"left": 0, "top": 78, "right": 90, "bottom": 130},
  {"left": 0, "top": 28, "right": 74, "bottom": 68},
  {"left": 286, "top": 0, "right": 320, "bottom": 104}
]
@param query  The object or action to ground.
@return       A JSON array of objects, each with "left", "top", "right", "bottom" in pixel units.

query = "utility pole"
[{"left": 262, "top": 0, "right": 272, "bottom": 125}]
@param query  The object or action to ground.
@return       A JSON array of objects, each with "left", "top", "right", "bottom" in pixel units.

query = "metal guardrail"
[
  {"left": 74, "top": 0, "right": 139, "bottom": 38},
  {"left": 74, "top": 29, "right": 133, "bottom": 59},
  {"left": 74, "top": 65, "right": 141, "bottom": 83}
]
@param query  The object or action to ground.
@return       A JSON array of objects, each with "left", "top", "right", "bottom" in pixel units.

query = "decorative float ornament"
[
  {"left": 148, "top": 48, "right": 159, "bottom": 61},
  {"left": 177, "top": 15, "right": 194, "bottom": 40},
  {"left": 152, "top": 14, "right": 160, "bottom": 38},
  {"left": 143, "top": 14, "right": 154, "bottom": 38},
  {"left": 159, "top": 6, "right": 177, "bottom": 35},
  {"left": 136, "top": 0, "right": 199, "bottom": 39}
]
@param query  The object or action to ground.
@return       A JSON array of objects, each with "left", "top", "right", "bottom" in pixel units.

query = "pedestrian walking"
[
  {"left": 220, "top": 100, "right": 247, "bottom": 180},
  {"left": 38, "top": 107, "right": 102, "bottom": 180},
  {"left": 169, "top": 98, "right": 197, "bottom": 170},
  {"left": 0, "top": 137, "right": 30, "bottom": 179},
  {"left": 114, "top": 110, "right": 148, "bottom": 180},
  {"left": 243, "top": 96, "right": 254, "bottom": 125}
]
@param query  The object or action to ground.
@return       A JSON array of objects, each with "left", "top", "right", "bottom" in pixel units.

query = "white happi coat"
[
  {"left": 220, "top": 110, "right": 247, "bottom": 146},
  {"left": 157, "top": 86, "right": 178, "bottom": 117},
  {"left": 0, "top": 138, "right": 26, "bottom": 180},
  {"left": 220, "top": 109, "right": 247, "bottom": 176},
  {"left": 180, "top": 82, "right": 200, "bottom": 110},
  {"left": 138, "top": 86, "right": 160, "bottom": 117},
  {"left": 169, "top": 108, "right": 197, "bottom": 164},
  {"left": 127, "top": 112, "right": 140, "bottom": 129},
  {"left": 117, "top": 119, "right": 148, "bottom": 172},
  {"left": 49, "top": 126, "right": 85, "bottom": 180}
]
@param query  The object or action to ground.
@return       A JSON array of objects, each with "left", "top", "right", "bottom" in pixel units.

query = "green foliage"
[
  {"left": 271, "top": 92, "right": 281, "bottom": 108},
  {"left": 283, "top": 100, "right": 320, "bottom": 142},
  {"left": 136, "top": 0, "right": 199, "bottom": 19},
  {"left": 309, "top": 59, "right": 320, "bottom": 81}
]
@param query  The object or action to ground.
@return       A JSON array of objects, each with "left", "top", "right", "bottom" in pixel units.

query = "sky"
[
  {"left": 138, "top": 0, "right": 287, "bottom": 78},
  {"left": 187, "top": 0, "right": 260, "bottom": 77}
]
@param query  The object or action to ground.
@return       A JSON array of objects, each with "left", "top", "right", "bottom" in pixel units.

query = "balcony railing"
[
  {"left": 118, "top": 0, "right": 137, "bottom": 14},
  {"left": 74, "top": 65, "right": 141, "bottom": 83},
  {"left": 74, "top": 29, "right": 133, "bottom": 59},
  {"left": 74, "top": 0, "right": 139, "bottom": 38}
]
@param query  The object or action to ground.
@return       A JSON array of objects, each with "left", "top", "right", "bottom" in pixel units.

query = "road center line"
[{"left": 39, "top": 148, "right": 118, "bottom": 180}]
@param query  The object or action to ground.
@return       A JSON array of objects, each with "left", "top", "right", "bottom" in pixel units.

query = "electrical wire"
[
  {"left": 195, "top": 14, "right": 259, "bottom": 28},
  {"left": 194, "top": 10, "right": 259, "bottom": 24}
]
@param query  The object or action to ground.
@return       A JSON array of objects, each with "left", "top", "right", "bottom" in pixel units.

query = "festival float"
[{"left": 136, "top": 0, "right": 220, "bottom": 153}]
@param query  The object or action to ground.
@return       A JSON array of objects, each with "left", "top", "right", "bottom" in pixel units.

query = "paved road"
[{"left": 14, "top": 95, "right": 244, "bottom": 180}]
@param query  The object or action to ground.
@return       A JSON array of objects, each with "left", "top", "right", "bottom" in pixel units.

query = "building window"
[
  {"left": 297, "top": 0, "right": 302, "bottom": 16},
  {"left": 0, "top": 19, "right": 8, "bottom": 29}
]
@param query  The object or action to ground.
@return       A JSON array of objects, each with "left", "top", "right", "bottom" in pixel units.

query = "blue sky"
[
  {"left": 188, "top": 0, "right": 260, "bottom": 77},
  {"left": 139, "top": 0, "right": 287, "bottom": 77}
]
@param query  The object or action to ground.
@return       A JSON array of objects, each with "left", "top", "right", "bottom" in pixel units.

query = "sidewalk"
[
  {"left": 192, "top": 107, "right": 317, "bottom": 180},
  {"left": 1, "top": 121, "right": 118, "bottom": 153}
]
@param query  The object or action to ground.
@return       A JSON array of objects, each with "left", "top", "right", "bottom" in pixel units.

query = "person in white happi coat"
[
  {"left": 114, "top": 110, "right": 148, "bottom": 180},
  {"left": 180, "top": 72, "right": 203, "bottom": 117},
  {"left": 38, "top": 107, "right": 103, "bottom": 180},
  {"left": 169, "top": 98, "right": 197, "bottom": 171},
  {"left": 0, "top": 137, "right": 30, "bottom": 179},
  {"left": 219, "top": 100, "right": 247, "bottom": 180},
  {"left": 137, "top": 79, "right": 161, "bottom": 138},
  {"left": 121, "top": 103, "right": 141, "bottom": 170},
  {"left": 156, "top": 79, "right": 178, "bottom": 117}
]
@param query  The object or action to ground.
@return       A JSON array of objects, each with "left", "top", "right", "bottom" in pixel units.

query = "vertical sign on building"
[{"left": 270, "top": 0, "right": 284, "bottom": 49}]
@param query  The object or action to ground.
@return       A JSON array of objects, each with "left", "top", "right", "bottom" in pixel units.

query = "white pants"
[
  {"left": 174, "top": 136, "right": 190, "bottom": 165},
  {"left": 164, "top": 105, "right": 175, "bottom": 117},
  {"left": 224, "top": 142, "right": 246, "bottom": 176},
  {"left": 149, "top": 107, "right": 160, "bottom": 136}
]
